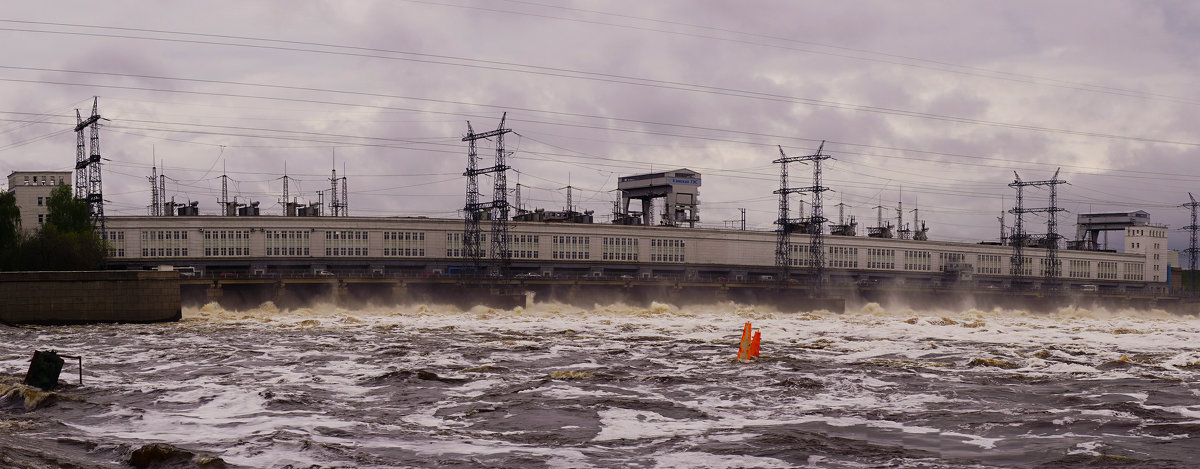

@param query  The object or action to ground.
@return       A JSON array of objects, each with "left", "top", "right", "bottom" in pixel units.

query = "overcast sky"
[{"left": 2, "top": 1, "right": 1198, "bottom": 252}]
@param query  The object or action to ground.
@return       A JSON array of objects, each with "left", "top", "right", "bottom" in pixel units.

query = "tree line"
[{"left": 0, "top": 185, "right": 106, "bottom": 270}]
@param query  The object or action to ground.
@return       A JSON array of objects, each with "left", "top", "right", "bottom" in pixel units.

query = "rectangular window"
[
  {"left": 264, "top": 230, "right": 311, "bottom": 256},
  {"left": 828, "top": 246, "right": 858, "bottom": 268},
  {"left": 602, "top": 237, "right": 639, "bottom": 261},
  {"left": 324, "top": 230, "right": 369, "bottom": 256},
  {"left": 939, "top": 252, "right": 966, "bottom": 272},
  {"left": 904, "top": 250, "right": 932, "bottom": 271},
  {"left": 1068, "top": 259, "right": 1090, "bottom": 278},
  {"left": 552, "top": 235, "right": 591, "bottom": 260},
  {"left": 785, "top": 244, "right": 811, "bottom": 267},
  {"left": 37, "top": 197, "right": 43, "bottom": 206},
  {"left": 649, "top": 238, "right": 685, "bottom": 263},
  {"left": 867, "top": 248, "right": 895, "bottom": 269},
  {"left": 1010, "top": 257, "right": 1034, "bottom": 276},
  {"left": 1038, "top": 258, "right": 1063, "bottom": 276},
  {"left": 203, "top": 230, "right": 250, "bottom": 256},
  {"left": 977, "top": 254, "right": 1003, "bottom": 275},
  {"left": 1097, "top": 261, "right": 1118, "bottom": 280},
  {"left": 508, "top": 234, "right": 540, "bottom": 259},
  {"left": 1123, "top": 262, "right": 1144, "bottom": 281},
  {"left": 140, "top": 230, "right": 189, "bottom": 257},
  {"left": 384, "top": 231, "right": 426, "bottom": 257},
  {"left": 105, "top": 231, "right": 125, "bottom": 257},
  {"left": 448, "top": 232, "right": 487, "bottom": 258}
]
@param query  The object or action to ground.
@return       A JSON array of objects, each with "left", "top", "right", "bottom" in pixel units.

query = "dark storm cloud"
[{"left": 0, "top": 0, "right": 1197, "bottom": 247}]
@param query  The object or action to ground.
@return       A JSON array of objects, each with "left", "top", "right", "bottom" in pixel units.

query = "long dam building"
[{"left": 102, "top": 214, "right": 1172, "bottom": 294}]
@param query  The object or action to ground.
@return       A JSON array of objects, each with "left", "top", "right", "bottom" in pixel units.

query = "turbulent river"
[{"left": 3, "top": 301, "right": 1200, "bottom": 468}]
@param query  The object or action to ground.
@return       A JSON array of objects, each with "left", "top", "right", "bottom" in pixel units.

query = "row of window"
[
  {"left": 384, "top": 231, "right": 426, "bottom": 257},
  {"left": 106, "top": 231, "right": 125, "bottom": 257},
  {"left": 204, "top": 230, "right": 250, "bottom": 256},
  {"left": 552, "top": 235, "right": 591, "bottom": 260},
  {"left": 1124, "top": 262, "right": 1144, "bottom": 281},
  {"left": 326, "top": 231, "right": 368, "bottom": 256},
  {"left": 904, "top": 250, "right": 932, "bottom": 271},
  {"left": 829, "top": 246, "right": 857, "bottom": 268},
  {"left": 867, "top": 248, "right": 895, "bottom": 270},
  {"left": 141, "top": 230, "right": 189, "bottom": 257},
  {"left": 650, "top": 239, "right": 685, "bottom": 263},
  {"left": 977, "top": 254, "right": 1003, "bottom": 275},
  {"left": 602, "top": 237, "right": 639, "bottom": 261},
  {"left": 509, "top": 234, "right": 540, "bottom": 260},
  {"left": 21, "top": 175, "right": 66, "bottom": 186},
  {"left": 110, "top": 229, "right": 1156, "bottom": 281},
  {"left": 266, "top": 230, "right": 311, "bottom": 256}
]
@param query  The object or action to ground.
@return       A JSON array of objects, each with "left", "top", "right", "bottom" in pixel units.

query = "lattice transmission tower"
[
  {"left": 774, "top": 141, "right": 830, "bottom": 287},
  {"left": 1182, "top": 193, "right": 1200, "bottom": 292},
  {"left": 148, "top": 163, "right": 160, "bottom": 216},
  {"left": 462, "top": 113, "right": 513, "bottom": 277},
  {"left": 1009, "top": 169, "right": 1066, "bottom": 285},
  {"left": 774, "top": 145, "right": 802, "bottom": 281},
  {"left": 73, "top": 97, "right": 104, "bottom": 235}
]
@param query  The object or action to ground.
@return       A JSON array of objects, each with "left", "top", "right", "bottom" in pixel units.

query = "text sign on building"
[{"left": 669, "top": 178, "right": 700, "bottom": 185}]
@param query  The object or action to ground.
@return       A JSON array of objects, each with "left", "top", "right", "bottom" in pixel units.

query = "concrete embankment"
[{"left": 0, "top": 271, "right": 181, "bottom": 324}]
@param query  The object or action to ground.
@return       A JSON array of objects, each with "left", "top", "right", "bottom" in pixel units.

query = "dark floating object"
[{"left": 23, "top": 350, "right": 83, "bottom": 391}]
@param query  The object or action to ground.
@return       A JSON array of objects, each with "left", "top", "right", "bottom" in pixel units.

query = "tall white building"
[{"left": 5, "top": 171, "right": 72, "bottom": 235}]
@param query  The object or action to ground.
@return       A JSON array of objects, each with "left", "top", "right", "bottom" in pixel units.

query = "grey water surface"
[{"left": 2, "top": 302, "right": 1198, "bottom": 468}]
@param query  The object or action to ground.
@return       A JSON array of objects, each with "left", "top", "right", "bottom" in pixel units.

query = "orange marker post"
[
  {"left": 737, "top": 322, "right": 753, "bottom": 359},
  {"left": 749, "top": 330, "right": 761, "bottom": 357}
]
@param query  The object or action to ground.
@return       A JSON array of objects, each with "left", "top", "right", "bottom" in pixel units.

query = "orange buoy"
[
  {"left": 737, "top": 322, "right": 753, "bottom": 359},
  {"left": 749, "top": 330, "right": 761, "bottom": 357}
]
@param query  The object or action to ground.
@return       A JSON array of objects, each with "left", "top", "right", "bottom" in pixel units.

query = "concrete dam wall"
[{"left": 0, "top": 270, "right": 181, "bottom": 325}]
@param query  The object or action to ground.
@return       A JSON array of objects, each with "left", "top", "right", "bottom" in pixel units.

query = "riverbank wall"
[{"left": 0, "top": 271, "right": 181, "bottom": 325}]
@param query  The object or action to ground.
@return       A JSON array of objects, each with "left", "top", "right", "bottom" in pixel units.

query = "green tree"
[
  {"left": 13, "top": 185, "right": 106, "bottom": 271},
  {"left": 0, "top": 191, "right": 21, "bottom": 269},
  {"left": 45, "top": 185, "right": 91, "bottom": 233}
]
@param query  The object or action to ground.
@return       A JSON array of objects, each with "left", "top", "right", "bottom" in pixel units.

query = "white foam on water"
[
  {"left": 356, "top": 432, "right": 594, "bottom": 468},
  {"left": 1142, "top": 404, "right": 1200, "bottom": 419},
  {"left": 941, "top": 431, "right": 1002, "bottom": 449},
  {"left": 1067, "top": 440, "right": 1104, "bottom": 456},
  {"left": 651, "top": 451, "right": 790, "bottom": 468},
  {"left": 593, "top": 408, "right": 723, "bottom": 442},
  {"left": 19, "top": 300, "right": 1200, "bottom": 467},
  {"left": 540, "top": 383, "right": 626, "bottom": 400}
]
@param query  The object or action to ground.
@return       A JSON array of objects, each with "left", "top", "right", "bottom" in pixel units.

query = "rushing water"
[{"left": 3, "top": 301, "right": 1200, "bottom": 468}]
